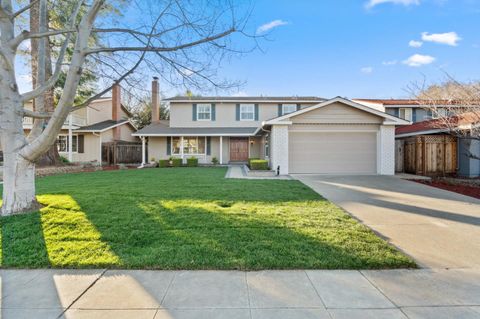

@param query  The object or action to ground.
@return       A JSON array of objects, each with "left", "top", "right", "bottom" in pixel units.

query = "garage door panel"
[{"left": 289, "top": 132, "right": 377, "bottom": 174}]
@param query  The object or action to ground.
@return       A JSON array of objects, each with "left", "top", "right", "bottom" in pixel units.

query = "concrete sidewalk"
[{"left": 1, "top": 268, "right": 480, "bottom": 319}]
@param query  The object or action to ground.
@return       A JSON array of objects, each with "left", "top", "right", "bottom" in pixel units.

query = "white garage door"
[{"left": 289, "top": 131, "right": 377, "bottom": 174}]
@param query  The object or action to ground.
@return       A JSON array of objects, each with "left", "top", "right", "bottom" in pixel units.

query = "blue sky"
[
  {"left": 15, "top": 0, "right": 480, "bottom": 100},
  {"left": 216, "top": 0, "right": 480, "bottom": 99}
]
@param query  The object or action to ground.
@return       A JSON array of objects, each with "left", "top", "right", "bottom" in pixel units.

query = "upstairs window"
[
  {"left": 240, "top": 104, "right": 255, "bottom": 121},
  {"left": 399, "top": 108, "right": 413, "bottom": 121},
  {"left": 282, "top": 104, "right": 297, "bottom": 115},
  {"left": 197, "top": 104, "right": 211, "bottom": 121}
]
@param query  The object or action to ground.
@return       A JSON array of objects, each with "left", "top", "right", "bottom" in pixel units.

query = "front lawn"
[{"left": 0, "top": 168, "right": 415, "bottom": 269}]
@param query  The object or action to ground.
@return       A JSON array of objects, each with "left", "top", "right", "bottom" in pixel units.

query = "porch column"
[
  {"left": 141, "top": 136, "right": 146, "bottom": 165},
  {"left": 68, "top": 114, "right": 73, "bottom": 162},
  {"left": 180, "top": 136, "right": 184, "bottom": 163},
  {"left": 219, "top": 136, "right": 223, "bottom": 164},
  {"left": 98, "top": 133, "right": 102, "bottom": 166}
]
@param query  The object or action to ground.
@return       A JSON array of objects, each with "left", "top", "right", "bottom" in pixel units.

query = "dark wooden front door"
[{"left": 230, "top": 138, "right": 249, "bottom": 161}]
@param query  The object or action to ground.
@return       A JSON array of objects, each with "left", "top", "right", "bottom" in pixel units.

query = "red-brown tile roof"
[
  {"left": 355, "top": 99, "right": 469, "bottom": 106},
  {"left": 396, "top": 112, "right": 480, "bottom": 136}
]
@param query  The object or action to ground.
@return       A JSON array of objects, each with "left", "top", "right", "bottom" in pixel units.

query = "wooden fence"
[
  {"left": 102, "top": 142, "right": 142, "bottom": 165},
  {"left": 396, "top": 135, "right": 457, "bottom": 176}
]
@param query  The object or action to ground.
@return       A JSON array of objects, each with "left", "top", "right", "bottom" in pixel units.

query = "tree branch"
[
  {"left": 85, "top": 28, "right": 235, "bottom": 54},
  {"left": 11, "top": 0, "right": 40, "bottom": 19},
  {"left": 10, "top": 29, "right": 76, "bottom": 49},
  {"left": 20, "top": 1, "right": 83, "bottom": 102}
]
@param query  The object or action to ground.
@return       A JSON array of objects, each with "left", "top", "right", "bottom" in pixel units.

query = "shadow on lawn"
[{"left": 70, "top": 195, "right": 412, "bottom": 270}]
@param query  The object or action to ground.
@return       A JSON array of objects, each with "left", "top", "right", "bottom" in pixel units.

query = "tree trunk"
[{"left": 1, "top": 149, "right": 40, "bottom": 216}]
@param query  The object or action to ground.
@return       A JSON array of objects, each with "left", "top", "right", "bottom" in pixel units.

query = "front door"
[{"left": 230, "top": 137, "right": 249, "bottom": 161}]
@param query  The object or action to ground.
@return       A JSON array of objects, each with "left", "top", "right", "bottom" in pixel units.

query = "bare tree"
[
  {"left": 408, "top": 76, "right": 480, "bottom": 160},
  {"left": 0, "top": 0, "right": 255, "bottom": 215}
]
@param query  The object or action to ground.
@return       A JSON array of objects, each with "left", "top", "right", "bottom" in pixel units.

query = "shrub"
[
  {"left": 159, "top": 159, "right": 170, "bottom": 168},
  {"left": 248, "top": 158, "right": 260, "bottom": 167},
  {"left": 211, "top": 157, "right": 219, "bottom": 165},
  {"left": 250, "top": 160, "right": 269, "bottom": 170},
  {"left": 186, "top": 157, "right": 198, "bottom": 167},
  {"left": 171, "top": 158, "right": 183, "bottom": 167},
  {"left": 59, "top": 156, "right": 70, "bottom": 164}
]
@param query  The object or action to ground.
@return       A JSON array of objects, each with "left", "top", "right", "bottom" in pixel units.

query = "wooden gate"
[
  {"left": 102, "top": 142, "right": 142, "bottom": 164},
  {"left": 399, "top": 135, "right": 457, "bottom": 176}
]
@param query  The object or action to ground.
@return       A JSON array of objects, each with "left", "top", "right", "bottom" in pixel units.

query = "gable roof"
[
  {"left": 74, "top": 120, "right": 134, "bottom": 133},
  {"left": 353, "top": 98, "right": 476, "bottom": 107},
  {"left": 263, "top": 97, "right": 411, "bottom": 125},
  {"left": 164, "top": 96, "right": 326, "bottom": 103}
]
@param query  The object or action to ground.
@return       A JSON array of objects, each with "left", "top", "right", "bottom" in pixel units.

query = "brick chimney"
[
  {"left": 112, "top": 84, "right": 122, "bottom": 140},
  {"left": 151, "top": 77, "right": 160, "bottom": 123}
]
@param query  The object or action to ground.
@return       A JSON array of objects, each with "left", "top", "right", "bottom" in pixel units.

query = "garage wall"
[{"left": 291, "top": 102, "right": 383, "bottom": 124}]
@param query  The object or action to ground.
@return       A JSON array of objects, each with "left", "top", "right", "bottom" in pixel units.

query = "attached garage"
[
  {"left": 265, "top": 97, "right": 410, "bottom": 175},
  {"left": 289, "top": 131, "right": 377, "bottom": 174}
]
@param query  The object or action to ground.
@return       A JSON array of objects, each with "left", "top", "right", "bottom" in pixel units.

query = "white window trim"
[
  {"left": 57, "top": 134, "right": 78, "bottom": 153},
  {"left": 282, "top": 104, "right": 297, "bottom": 115},
  {"left": 171, "top": 136, "right": 207, "bottom": 155},
  {"left": 197, "top": 104, "right": 212, "bottom": 121},
  {"left": 240, "top": 104, "right": 255, "bottom": 121},
  {"left": 399, "top": 108, "right": 413, "bottom": 121}
]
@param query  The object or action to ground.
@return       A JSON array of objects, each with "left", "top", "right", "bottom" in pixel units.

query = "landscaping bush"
[
  {"left": 211, "top": 157, "right": 219, "bottom": 165},
  {"left": 248, "top": 158, "right": 260, "bottom": 167},
  {"left": 186, "top": 157, "right": 198, "bottom": 167},
  {"left": 250, "top": 160, "right": 269, "bottom": 170},
  {"left": 159, "top": 159, "right": 170, "bottom": 168},
  {"left": 171, "top": 158, "right": 183, "bottom": 167}
]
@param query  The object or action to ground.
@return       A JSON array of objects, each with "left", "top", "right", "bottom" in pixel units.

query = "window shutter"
[
  {"left": 254, "top": 104, "right": 259, "bottom": 121},
  {"left": 236, "top": 104, "right": 240, "bottom": 121},
  {"left": 278, "top": 104, "right": 282, "bottom": 116},
  {"left": 412, "top": 109, "right": 417, "bottom": 122},
  {"left": 394, "top": 109, "right": 399, "bottom": 117},
  {"left": 78, "top": 135, "right": 84, "bottom": 153},
  {"left": 167, "top": 136, "right": 171, "bottom": 155},
  {"left": 207, "top": 137, "right": 211, "bottom": 155},
  {"left": 296, "top": 104, "right": 301, "bottom": 111},
  {"left": 192, "top": 104, "right": 197, "bottom": 121},
  {"left": 211, "top": 104, "right": 216, "bottom": 121}
]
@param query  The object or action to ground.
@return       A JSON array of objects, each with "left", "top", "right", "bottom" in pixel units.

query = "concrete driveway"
[{"left": 294, "top": 175, "right": 480, "bottom": 269}]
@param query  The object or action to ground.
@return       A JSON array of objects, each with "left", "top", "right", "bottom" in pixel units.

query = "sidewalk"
[{"left": 2, "top": 268, "right": 479, "bottom": 319}]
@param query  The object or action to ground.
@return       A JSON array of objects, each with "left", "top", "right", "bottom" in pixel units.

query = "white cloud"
[
  {"left": 409, "top": 40, "right": 423, "bottom": 48},
  {"left": 256, "top": 20, "right": 289, "bottom": 34},
  {"left": 365, "top": 0, "right": 420, "bottom": 9},
  {"left": 361, "top": 66, "right": 374, "bottom": 74},
  {"left": 403, "top": 54, "right": 435, "bottom": 67},
  {"left": 421, "top": 32, "right": 461, "bottom": 46},
  {"left": 382, "top": 60, "right": 398, "bottom": 65}
]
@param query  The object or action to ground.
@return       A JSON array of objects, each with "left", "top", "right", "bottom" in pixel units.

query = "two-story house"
[
  {"left": 134, "top": 79, "right": 408, "bottom": 175},
  {"left": 352, "top": 99, "right": 461, "bottom": 123},
  {"left": 22, "top": 85, "right": 137, "bottom": 163}
]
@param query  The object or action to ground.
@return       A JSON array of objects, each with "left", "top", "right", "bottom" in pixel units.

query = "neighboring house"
[
  {"left": 22, "top": 85, "right": 138, "bottom": 163},
  {"left": 134, "top": 79, "right": 409, "bottom": 175},
  {"left": 395, "top": 114, "right": 480, "bottom": 177},
  {"left": 353, "top": 99, "right": 463, "bottom": 123}
]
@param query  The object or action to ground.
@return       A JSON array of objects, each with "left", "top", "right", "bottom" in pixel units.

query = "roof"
[
  {"left": 396, "top": 112, "right": 480, "bottom": 137},
  {"left": 164, "top": 96, "right": 326, "bottom": 103},
  {"left": 75, "top": 120, "right": 130, "bottom": 133},
  {"left": 133, "top": 123, "right": 260, "bottom": 136},
  {"left": 354, "top": 98, "right": 475, "bottom": 106},
  {"left": 264, "top": 97, "right": 411, "bottom": 126}
]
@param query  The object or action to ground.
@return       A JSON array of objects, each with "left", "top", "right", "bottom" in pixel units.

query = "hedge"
[
  {"left": 250, "top": 160, "right": 269, "bottom": 170},
  {"left": 186, "top": 157, "right": 198, "bottom": 167},
  {"left": 159, "top": 159, "right": 170, "bottom": 168},
  {"left": 171, "top": 158, "right": 183, "bottom": 167}
]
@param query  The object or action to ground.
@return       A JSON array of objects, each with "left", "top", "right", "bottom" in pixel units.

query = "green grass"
[{"left": 0, "top": 168, "right": 415, "bottom": 269}]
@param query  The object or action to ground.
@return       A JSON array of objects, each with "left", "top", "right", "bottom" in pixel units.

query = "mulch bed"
[{"left": 411, "top": 179, "right": 480, "bottom": 199}]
